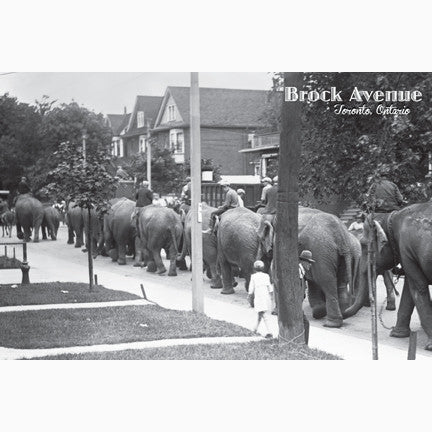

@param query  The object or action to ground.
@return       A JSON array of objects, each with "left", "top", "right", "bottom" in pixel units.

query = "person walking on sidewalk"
[{"left": 248, "top": 260, "right": 274, "bottom": 339}]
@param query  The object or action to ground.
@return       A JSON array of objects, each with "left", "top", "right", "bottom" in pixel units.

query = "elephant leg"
[
  {"left": 244, "top": 272, "right": 251, "bottom": 293},
  {"left": 383, "top": 271, "right": 396, "bottom": 311},
  {"left": 219, "top": 255, "right": 234, "bottom": 294},
  {"left": 152, "top": 249, "right": 166, "bottom": 275},
  {"left": 42, "top": 225, "right": 48, "bottom": 240},
  {"left": 75, "top": 229, "right": 83, "bottom": 248},
  {"left": 67, "top": 225, "right": 74, "bottom": 244},
  {"left": 16, "top": 221, "right": 23, "bottom": 240},
  {"left": 23, "top": 226, "right": 31, "bottom": 242},
  {"left": 133, "top": 236, "right": 145, "bottom": 267},
  {"left": 337, "top": 282, "right": 350, "bottom": 314},
  {"left": 209, "top": 261, "right": 222, "bottom": 288},
  {"left": 307, "top": 280, "right": 327, "bottom": 319},
  {"left": 117, "top": 243, "right": 127, "bottom": 265},
  {"left": 390, "top": 278, "right": 413, "bottom": 338},
  {"left": 396, "top": 270, "right": 432, "bottom": 350},
  {"left": 317, "top": 274, "right": 343, "bottom": 327},
  {"left": 168, "top": 244, "right": 177, "bottom": 276},
  {"left": 109, "top": 248, "right": 119, "bottom": 262}
]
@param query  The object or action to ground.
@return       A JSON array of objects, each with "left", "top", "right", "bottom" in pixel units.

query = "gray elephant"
[
  {"left": 42, "top": 206, "right": 60, "bottom": 240},
  {"left": 217, "top": 207, "right": 268, "bottom": 294},
  {"left": 136, "top": 205, "right": 183, "bottom": 276},
  {"left": 15, "top": 194, "right": 44, "bottom": 242},
  {"left": 178, "top": 203, "right": 222, "bottom": 287},
  {"left": 66, "top": 202, "right": 84, "bottom": 247},
  {"left": 343, "top": 203, "right": 432, "bottom": 350},
  {"left": 258, "top": 207, "right": 361, "bottom": 328},
  {"left": 103, "top": 197, "right": 138, "bottom": 265},
  {"left": 349, "top": 228, "right": 397, "bottom": 311}
]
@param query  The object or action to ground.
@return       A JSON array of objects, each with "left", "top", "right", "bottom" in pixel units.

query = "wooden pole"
[
  {"left": 87, "top": 207, "right": 94, "bottom": 292},
  {"left": 276, "top": 72, "right": 304, "bottom": 343},
  {"left": 190, "top": 72, "right": 204, "bottom": 313},
  {"left": 367, "top": 214, "right": 379, "bottom": 360},
  {"left": 147, "top": 124, "right": 152, "bottom": 190}
]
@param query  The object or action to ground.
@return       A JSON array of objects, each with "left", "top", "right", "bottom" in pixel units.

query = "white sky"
[{"left": 0, "top": 72, "right": 273, "bottom": 115}]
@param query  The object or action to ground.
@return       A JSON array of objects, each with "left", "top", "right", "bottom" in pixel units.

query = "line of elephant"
[{"left": 14, "top": 192, "right": 432, "bottom": 350}]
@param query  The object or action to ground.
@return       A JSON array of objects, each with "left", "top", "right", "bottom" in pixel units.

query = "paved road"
[{"left": 2, "top": 224, "right": 431, "bottom": 359}]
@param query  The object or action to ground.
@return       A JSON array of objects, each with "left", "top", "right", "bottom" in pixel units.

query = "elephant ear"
[
  {"left": 361, "top": 215, "right": 388, "bottom": 253},
  {"left": 258, "top": 220, "right": 274, "bottom": 256}
]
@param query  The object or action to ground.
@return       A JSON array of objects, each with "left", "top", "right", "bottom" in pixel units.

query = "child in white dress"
[{"left": 248, "top": 260, "right": 273, "bottom": 338}]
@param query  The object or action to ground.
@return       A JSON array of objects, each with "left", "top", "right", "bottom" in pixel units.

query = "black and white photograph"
[{"left": 2, "top": 71, "right": 432, "bottom": 361}]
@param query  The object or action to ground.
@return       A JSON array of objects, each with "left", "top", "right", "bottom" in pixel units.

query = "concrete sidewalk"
[{"left": 1, "top": 231, "right": 430, "bottom": 360}]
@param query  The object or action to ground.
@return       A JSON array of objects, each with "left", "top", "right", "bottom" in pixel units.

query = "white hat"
[
  {"left": 237, "top": 188, "right": 245, "bottom": 195},
  {"left": 253, "top": 260, "right": 265, "bottom": 270},
  {"left": 262, "top": 177, "right": 272, "bottom": 184},
  {"left": 219, "top": 180, "right": 230, "bottom": 186}
]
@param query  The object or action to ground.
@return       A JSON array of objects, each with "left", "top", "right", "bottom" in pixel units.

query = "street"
[{"left": 2, "top": 224, "right": 431, "bottom": 359}]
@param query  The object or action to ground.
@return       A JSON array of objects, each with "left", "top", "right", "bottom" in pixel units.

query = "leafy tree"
[
  {"left": 0, "top": 94, "right": 42, "bottom": 192},
  {"left": 45, "top": 140, "right": 118, "bottom": 289}
]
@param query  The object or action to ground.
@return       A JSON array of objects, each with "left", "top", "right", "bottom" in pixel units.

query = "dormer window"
[
  {"left": 137, "top": 111, "right": 144, "bottom": 128},
  {"left": 168, "top": 105, "right": 175, "bottom": 121}
]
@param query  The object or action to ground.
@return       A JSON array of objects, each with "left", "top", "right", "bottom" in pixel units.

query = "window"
[
  {"left": 169, "top": 129, "right": 184, "bottom": 154},
  {"left": 137, "top": 111, "right": 144, "bottom": 128},
  {"left": 139, "top": 136, "right": 146, "bottom": 153},
  {"left": 168, "top": 105, "right": 175, "bottom": 121}
]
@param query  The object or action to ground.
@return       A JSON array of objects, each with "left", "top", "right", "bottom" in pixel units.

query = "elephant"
[
  {"left": 66, "top": 202, "right": 84, "bottom": 247},
  {"left": 258, "top": 206, "right": 361, "bottom": 328},
  {"left": 178, "top": 203, "right": 222, "bottom": 287},
  {"left": 41, "top": 206, "right": 60, "bottom": 240},
  {"left": 103, "top": 197, "right": 138, "bottom": 265},
  {"left": 343, "top": 203, "right": 432, "bottom": 350},
  {"left": 349, "top": 228, "right": 397, "bottom": 311},
  {"left": 1, "top": 210, "right": 15, "bottom": 238},
  {"left": 136, "top": 205, "right": 183, "bottom": 276},
  {"left": 217, "top": 207, "right": 269, "bottom": 295},
  {"left": 15, "top": 194, "right": 44, "bottom": 242}
]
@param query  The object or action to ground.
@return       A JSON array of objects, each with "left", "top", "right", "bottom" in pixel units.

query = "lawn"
[
  {"left": 0, "top": 282, "right": 141, "bottom": 306},
  {"left": 0, "top": 305, "right": 253, "bottom": 349},
  {"left": 38, "top": 340, "right": 341, "bottom": 360}
]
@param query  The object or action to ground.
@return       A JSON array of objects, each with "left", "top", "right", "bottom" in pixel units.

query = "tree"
[
  {"left": 45, "top": 140, "right": 118, "bottom": 290},
  {"left": 266, "top": 73, "right": 432, "bottom": 205},
  {"left": 0, "top": 94, "right": 42, "bottom": 191}
]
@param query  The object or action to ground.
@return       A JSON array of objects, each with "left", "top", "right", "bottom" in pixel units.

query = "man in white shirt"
[{"left": 236, "top": 188, "right": 245, "bottom": 207}]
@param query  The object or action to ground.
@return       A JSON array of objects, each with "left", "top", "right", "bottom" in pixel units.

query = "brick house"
[{"left": 150, "top": 87, "right": 270, "bottom": 175}]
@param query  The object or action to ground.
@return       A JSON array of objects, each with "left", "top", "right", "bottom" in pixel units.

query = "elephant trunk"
[{"left": 342, "top": 267, "right": 368, "bottom": 318}]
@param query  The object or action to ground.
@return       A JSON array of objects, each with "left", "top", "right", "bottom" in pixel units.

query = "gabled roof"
[
  {"left": 153, "top": 87, "right": 270, "bottom": 130},
  {"left": 107, "top": 113, "right": 130, "bottom": 135},
  {"left": 124, "top": 95, "right": 163, "bottom": 137}
]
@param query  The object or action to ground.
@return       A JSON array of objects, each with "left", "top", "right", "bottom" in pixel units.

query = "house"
[
  {"left": 239, "top": 130, "right": 280, "bottom": 177},
  {"left": 121, "top": 95, "right": 163, "bottom": 157},
  {"left": 150, "top": 87, "right": 270, "bottom": 175},
  {"left": 106, "top": 110, "right": 130, "bottom": 157}
]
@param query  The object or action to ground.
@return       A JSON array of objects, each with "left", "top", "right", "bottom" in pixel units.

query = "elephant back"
[
  {"left": 218, "top": 207, "right": 261, "bottom": 250},
  {"left": 15, "top": 194, "right": 44, "bottom": 223}
]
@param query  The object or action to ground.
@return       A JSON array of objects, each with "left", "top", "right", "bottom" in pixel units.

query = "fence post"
[{"left": 20, "top": 242, "right": 30, "bottom": 284}]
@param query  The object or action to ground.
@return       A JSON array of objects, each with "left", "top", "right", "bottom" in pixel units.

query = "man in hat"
[
  {"left": 263, "top": 175, "right": 278, "bottom": 220},
  {"left": 205, "top": 180, "right": 240, "bottom": 232},
  {"left": 299, "top": 250, "right": 315, "bottom": 345},
  {"left": 260, "top": 176, "right": 273, "bottom": 204},
  {"left": 348, "top": 212, "right": 364, "bottom": 233},
  {"left": 366, "top": 168, "right": 404, "bottom": 212},
  {"left": 236, "top": 188, "right": 246, "bottom": 207},
  {"left": 180, "top": 176, "right": 192, "bottom": 206}
]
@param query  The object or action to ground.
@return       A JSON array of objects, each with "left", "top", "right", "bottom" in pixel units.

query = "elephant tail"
[
  {"left": 170, "top": 226, "right": 180, "bottom": 257},
  {"left": 177, "top": 228, "right": 189, "bottom": 261}
]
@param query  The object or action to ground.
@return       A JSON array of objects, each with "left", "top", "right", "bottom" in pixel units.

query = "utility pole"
[
  {"left": 276, "top": 72, "right": 305, "bottom": 343},
  {"left": 190, "top": 72, "right": 204, "bottom": 313},
  {"left": 146, "top": 120, "right": 152, "bottom": 189}
]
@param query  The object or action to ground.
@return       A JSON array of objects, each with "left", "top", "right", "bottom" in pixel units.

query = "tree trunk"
[
  {"left": 276, "top": 72, "right": 304, "bottom": 343},
  {"left": 87, "top": 207, "right": 94, "bottom": 291}
]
